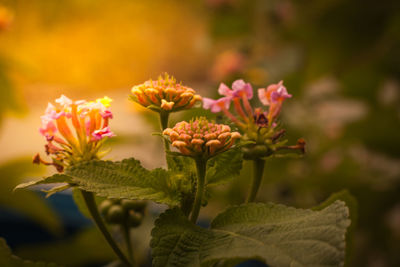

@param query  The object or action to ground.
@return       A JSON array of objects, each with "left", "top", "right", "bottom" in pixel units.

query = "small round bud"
[
  {"left": 98, "top": 199, "right": 113, "bottom": 216},
  {"left": 106, "top": 205, "right": 124, "bottom": 224},
  {"left": 121, "top": 199, "right": 147, "bottom": 212},
  {"left": 127, "top": 210, "right": 143, "bottom": 228}
]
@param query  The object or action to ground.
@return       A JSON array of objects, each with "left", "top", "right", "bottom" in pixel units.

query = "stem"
[
  {"left": 190, "top": 158, "right": 207, "bottom": 223},
  {"left": 121, "top": 222, "right": 134, "bottom": 264},
  {"left": 246, "top": 159, "right": 265, "bottom": 203},
  {"left": 159, "top": 111, "right": 170, "bottom": 152},
  {"left": 80, "top": 190, "right": 132, "bottom": 267}
]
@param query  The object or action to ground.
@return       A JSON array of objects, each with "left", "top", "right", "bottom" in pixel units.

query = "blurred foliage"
[
  {"left": 0, "top": 238, "right": 58, "bottom": 266},
  {"left": 0, "top": 158, "right": 63, "bottom": 235},
  {"left": 15, "top": 228, "right": 115, "bottom": 266}
]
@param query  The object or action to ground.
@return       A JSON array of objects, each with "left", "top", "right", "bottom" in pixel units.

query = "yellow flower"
[{"left": 130, "top": 73, "right": 202, "bottom": 112}]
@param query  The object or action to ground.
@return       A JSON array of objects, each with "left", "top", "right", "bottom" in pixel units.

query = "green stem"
[
  {"left": 121, "top": 222, "right": 134, "bottom": 265},
  {"left": 159, "top": 111, "right": 170, "bottom": 152},
  {"left": 190, "top": 158, "right": 207, "bottom": 223},
  {"left": 80, "top": 190, "right": 132, "bottom": 267},
  {"left": 246, "top": 158, "right": 265, "bottom": 203}
]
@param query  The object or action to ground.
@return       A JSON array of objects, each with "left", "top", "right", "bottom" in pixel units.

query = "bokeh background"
[{"left": 0, "top": 0, "right": 399, "bottom": 266}]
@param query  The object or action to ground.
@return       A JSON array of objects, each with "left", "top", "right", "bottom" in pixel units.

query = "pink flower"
[
  {"left": 35, "top": 95, "right": 115, "bottom": 172},
  {"left": 202, "top": 97, "right": 231, "bottom": 113},
  {"left": 92, "top": 127, "right": 116, "bottom": 141},
  {"left": 218, "top": 80, "right": 253, "bottom": 99},
  {"left": 258, "top": 81, "right": 291, "bottom": 106},
  {"left": 258, "top": 81, "right": 292, "bottom": 122}
]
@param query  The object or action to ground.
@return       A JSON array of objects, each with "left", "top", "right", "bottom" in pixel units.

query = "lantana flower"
[
  {"left": 130, "top": 73, "right": 202, "bottom": 112},
  {"left": 35, "top": 95, "right": 116, "bottom": 172},
  {"left": 163, "top": 117, "right": 241, "bottom": 158},
  {"left": 203, "top": 79, "right": 304, "bottom": 159}
]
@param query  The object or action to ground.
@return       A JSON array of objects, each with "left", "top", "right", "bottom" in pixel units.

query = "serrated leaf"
[
  {"left": 14, "top": 174, "right": 72, "bottom": 191},
  {"left": 151, "top": 200, "right": 350, "bottom": 267},
  {"left": 206, "top": 148, "right": 243, "bottom": 186},
  {"left": 65, "top": 158, "right": 181, "bottom": 206},
  {"left": 0, "top": 238, "right": 59, "bottom": 267},
  {"left": 312, "top": 190, "right": 357, "bottom": 267}
]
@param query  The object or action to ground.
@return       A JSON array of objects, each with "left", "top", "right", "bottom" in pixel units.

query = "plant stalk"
[
  {"left": 121, "top": 222, "right": 134, "bottom": 264},
  {"left": 246, "top": 158, "right": 265, "bottom": 203},
  {"left": 190, "top": 158, "right": 207, "bottom": 223},
  {"left": 159, "top": 111, "right": 170, "bottom": 152},
  {"left": 80, "top": 190, "right": 132, "bottom": 267}
]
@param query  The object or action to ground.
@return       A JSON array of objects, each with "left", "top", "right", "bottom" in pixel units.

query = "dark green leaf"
[
  {"left": 66, "top": 158, "right": 181, "bottom": 206},
  {"left": 206, "top": 148, "right": 243, "bottom": 186},
  {"left": 151, "top": 201, "right": 350, "bottom": 267},
  {"left": 313, "top": 190, "right": 358, "bottom": 267}
]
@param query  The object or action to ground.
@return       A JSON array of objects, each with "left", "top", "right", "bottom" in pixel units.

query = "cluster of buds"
[
  {"left": 163, "top": 117, "right": 241, "bottom": 159},
  {"left": 34, "top": 95, "right": 115, "bottom": 172},
  {"left": 99, "top": 199, "right": 146, "bottom": 227},
  {"left": 0, "top": 5, "right": 13, "bottom": 32},
  {"left": 203, "top": 79, "right": 305, "bottom": 159},
  {"left": 130, "top": 73, "right": 202, "bottom": 112}
]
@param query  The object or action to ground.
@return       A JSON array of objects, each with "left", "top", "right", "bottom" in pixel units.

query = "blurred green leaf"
[
  {"left": 0, "top": 158, "right": 63, "bottom": 236},
  {"left": 15, "top": 228, "right": 115, "bottom": 266},
  {"left": 0, "top": 237, "right": 59, "bottom": 266}
]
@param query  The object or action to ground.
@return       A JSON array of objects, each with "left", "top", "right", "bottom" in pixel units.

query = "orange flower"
[
  {"left": 131, "top": 73, "right": 202, "bottom": 112},
  {"left": 36, "top": 95, "right": 115, "bottom": 172},
  {"left": 163, "top": 117, "right": 241, "bottom": 158}
]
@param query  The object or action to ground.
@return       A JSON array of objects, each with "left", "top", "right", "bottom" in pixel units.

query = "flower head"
[
  {"left": 203, "top": 79, "right": 304, "bottom": 159},
  {"left": 163, "top": 117, "right": 241, "bottom": 158},
  {"left": 35, "top": 95, "right": 116, "bottom": 172},
  {"left": 130, "top": 73, "right": 202, "bottom": 112}
]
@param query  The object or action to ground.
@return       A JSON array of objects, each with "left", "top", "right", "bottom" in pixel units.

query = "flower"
[
  {"left": 163, "top": 117, "right": 241, "bottom": 158},
  {"left": 35, "top": 95, "right": 116, "bottom": 172},
  {"left": 130, "top": 73, "right": 202, "bottom": 112},
  {"left": 258, "top": 80, "right": 292, "bottom": 122},
  {"left": 203, "top": 79, "right": 304, "bottom": 159}
]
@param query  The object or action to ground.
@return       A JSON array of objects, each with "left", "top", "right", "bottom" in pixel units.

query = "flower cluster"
[
  {"left": 163, "top": 117, "right": 241, "bottom": 158},
  {"left": 34, "top": 95, "right": 116, "bottom": 172},
  {"left": 203, "top": 79, "right": 304, "bottom": 159},
  {"left": 131, "top": 73, "right": 202, "bottom": 112}
]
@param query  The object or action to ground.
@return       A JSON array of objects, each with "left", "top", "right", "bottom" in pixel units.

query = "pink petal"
[{"left": 218, "top": 83, "right": 233, "bottom": 97}]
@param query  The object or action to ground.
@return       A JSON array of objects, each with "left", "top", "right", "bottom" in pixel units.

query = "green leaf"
[
  {"left": 0, "top": 238, "right": 59, "bottom": 266},
  {"left": 313, "top": 190, "right": 358, "bottom": 267},
  {"left": 14, "top": 174, "right": 72, "bottom": 192},
  {"left": 65, "top": 158, "right": 181, "bottom": 206},
  {"left": 151, "top": 200, "right": 350, "bottom": 267},
  {"left": 1, "top": 158, "right": 63, "bottom": 236},
  {"left": 206, "top": 148, "right": 243, "bottom": 186}
]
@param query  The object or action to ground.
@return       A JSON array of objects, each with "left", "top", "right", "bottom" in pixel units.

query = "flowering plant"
[{"left": 15, "top": 75, "right": 352, "bottom": 267}]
